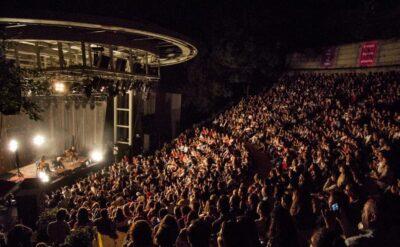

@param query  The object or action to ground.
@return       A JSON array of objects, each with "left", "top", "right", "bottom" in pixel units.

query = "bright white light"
[
  {"left": 38, "top": 171, "right": 50, "bottom": 183},
  {"left": 33, "top": 135, "right": 45, "bottom": 146},
  {"left": 54, "top": 82, "right": 66, "bottom": 93},
  {"left": 90, "top": 150, "right": 103, "bottom": 162},
  {"left": 8, "top": 139, "right": 18, "bottom": 152}
]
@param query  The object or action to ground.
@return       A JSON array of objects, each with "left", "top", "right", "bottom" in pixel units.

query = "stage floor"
[{"left": 4, "top": 157, "right": 87, "bottom": 183}]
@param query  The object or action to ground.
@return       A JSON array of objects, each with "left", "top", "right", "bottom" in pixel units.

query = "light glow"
[
  {"left": 38, "top": 171, "right": 50, "bottom": 183},
  {"left": 90, "top": 150, "right": 103, "bottom": 162},
  {"left": 33, "top": 135, "right": 45, "bottom": 146},
  {"left": 54, "top": 82, "right": 66, "bottom": 93},
  {"left": 8, "top": 139, "right": 18, "bottom": 152}
]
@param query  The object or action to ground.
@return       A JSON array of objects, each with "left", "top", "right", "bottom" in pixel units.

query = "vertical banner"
[
  {"left": 321, "top": 47, "right": 337, "bottom": 67},
  {"left": 359, "top": 41, "right": 379, "bottom": 66}
]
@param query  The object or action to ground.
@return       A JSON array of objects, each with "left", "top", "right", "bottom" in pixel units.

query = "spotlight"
[
  {"left": 90, "top": 150, "right": 103, "bottom": 162},
  {"left": 54, "top": 82, "right": 66, "bottom": 93},
  {"left": 33, "top": 135, "right": 45, "bottom": 146},
  {"left": 8, "top": 139, "right": 18, "bottom": 152},
  {"left": 8, "top": 139, "right": 22, "bottom": 177},
  {"left": 38, "top": 171, "right": 50, "bottom": 183}
]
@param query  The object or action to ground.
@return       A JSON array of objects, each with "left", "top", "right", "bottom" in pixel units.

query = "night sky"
[{"left": 3, "top": 1, "right": 400, "bottom": 46}]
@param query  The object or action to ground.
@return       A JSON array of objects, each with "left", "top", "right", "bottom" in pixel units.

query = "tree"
[
  {"left": 0, "top": 37, "right": 49, "bottom": 120},
  {"left": 178, "top": 15, "right": 287, "bottom": 123}
]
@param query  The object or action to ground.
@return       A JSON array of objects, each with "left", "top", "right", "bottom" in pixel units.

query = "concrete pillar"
[
  {"left": 57, "top": 42, "right": 65, "bottom": 69},
  {"left": 129, "top": 49, "right": 134, "bottom": 74},
  {"left": 157, "top": 57, "right": 161, "bottom": 78},
  {"left": 81, "top": 42, "right": 86, "bottom": 67},
  {"left": 109, "top": 45, "right": 114, "bottom": 71},
  {"left": 35, "top": 42, "right": 41, "bottom": 70},
  {"left": 145, "top": 52, "right": 149, "bottom": 75},
  {"left": 88, "top": 43, "right": 93, "bottom": 67}
]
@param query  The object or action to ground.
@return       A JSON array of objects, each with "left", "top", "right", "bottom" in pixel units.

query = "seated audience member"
[
  {"left": 114, "top": 207, "right": 130, "bottom": 232},
  {"left": 36, "top": 243, "right": 50, "bottom": 247},
  {"left": 267, "top": 205, "right": 299, "bottom": 247},
  {"left": 217, "top": 221, "right": 241, "bottom": 247},
  {"left": 74, "top": 207, "right": 93, "bottom": 229},
  {"left": 6, "top": 224, "right": 33, "bottom": 247},
  {"left": 310, "top": 227, "right": 345, "bottom": 247},
  {"left": 47, "top": 208, "right": 71, "bottom": 246},
  {"left": 255, "top": 200, "right": 270, "bottom": 244},
  {"left": 187, "top": 219, "right": 211, "bottom": 247},
  {"left": 125, "top": 220, "right": 153, "bottom": 247},
  {"left": 343, "top": 197, "right": 400, "bottom": 247},
  {"left": 94, "top": 209, "right": 117, "bottom": 239},
  {"left": 154, "top": 215, "right": 179, "bottom": 247}
]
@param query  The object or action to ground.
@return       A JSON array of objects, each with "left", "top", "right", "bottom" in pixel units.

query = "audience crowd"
[{"left": 2, "top": 71, "right": 400, "bottom": 247}]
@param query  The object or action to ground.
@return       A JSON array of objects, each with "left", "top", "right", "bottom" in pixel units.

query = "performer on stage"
[
  {"left": 36, "top": 155, "right": 51, "bottom": 173},
  {"left": 64, "top": 146, "right": 78, "bottom": 162},
  {"left": 52, "top": 157, "right": 65, "bottom": 170}
]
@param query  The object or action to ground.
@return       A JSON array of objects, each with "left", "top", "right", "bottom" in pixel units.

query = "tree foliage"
[
  {"left": 0, "top": 39, "right": 50, "bottom": 120},
  {"left": 176, "top": 11, "right": 287, "bottom": 123}
]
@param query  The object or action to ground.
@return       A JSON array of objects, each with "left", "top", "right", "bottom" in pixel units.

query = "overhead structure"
[
  {"left": 0, "top": 10, "right": 198, "bottom": 83},
  {"left": 0, "top": 11, "right": 197, "bottom": 147}
]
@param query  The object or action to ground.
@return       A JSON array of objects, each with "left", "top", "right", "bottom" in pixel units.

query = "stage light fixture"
[
  {"left": 33, "top": 135, "right": 45, "bottom": 146},
  {"left": 90, "top": 150, "right": 104, "bottom": 162},
  {"left": 8, "top": 139, "right": 18, "bottom": 152},
  {"left": 38, "top": 171, "right": 50, "bottom": 183},
  {"left": 54, "top": 82, "right": 66, "bottom": 93}
]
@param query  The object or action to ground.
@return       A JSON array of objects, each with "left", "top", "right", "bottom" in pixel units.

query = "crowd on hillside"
[{"left": 1, "top": 71, "right": 400, "bottom": 247}]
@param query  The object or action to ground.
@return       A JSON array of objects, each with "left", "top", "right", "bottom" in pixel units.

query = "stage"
[
  {"left": 0, "top": 156, "right": 106, "bottom": 202},
  {"left": 1, "top": 157, "right": 88, "bottom": 183},
  {"left": 0, "top": 156, "right": 105, "bottom": 230}
]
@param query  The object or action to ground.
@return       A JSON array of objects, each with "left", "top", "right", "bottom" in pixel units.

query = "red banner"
[
  {"left": 359, "top": 41, "right": 379, "bottom": 67},
  {"left": 321, "top": 47, "right": 337, "bottom": 67}
]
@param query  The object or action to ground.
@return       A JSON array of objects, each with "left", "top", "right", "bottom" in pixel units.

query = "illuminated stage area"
[{"left": 4, "top": 157, "right": 88, "bottom": 183}]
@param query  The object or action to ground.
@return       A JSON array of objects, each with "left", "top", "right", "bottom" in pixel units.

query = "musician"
[
  {"left": 36, "top": 156, "right": 51, "bottom": 173},
  {"left": 52, "top": 157, "right": 65, "bottom": 170},
  {"left": 64, "top": 146, "right": 78, "bottom": 162}
]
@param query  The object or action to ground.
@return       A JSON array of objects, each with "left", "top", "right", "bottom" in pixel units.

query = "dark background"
[{"left": 2, "top": 0, "right": 400, "bottom": 128}]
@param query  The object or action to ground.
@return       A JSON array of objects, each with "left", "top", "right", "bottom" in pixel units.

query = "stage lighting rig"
[
  {"left": 90, "top": 150, "right": 104, "bottom": 162},
  {"left": 38, "top": 171, "right": 50, "bottom": 183},
  {"left": 53, "top": 82, "right": 66, "bottom": 93},
  {"left": 8, "top": 139, "right": 18, "bottom": 152},
  {"left": 33, "top": 135, "right": 45, "bottom": 146},
  {"left": 8, "top": 139, "right": 22, "bottom": 177}
]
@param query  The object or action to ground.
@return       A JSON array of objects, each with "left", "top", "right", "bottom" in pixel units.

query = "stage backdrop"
[{"left": 0, "top": 98, "right": 107, "bottom": 174}]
